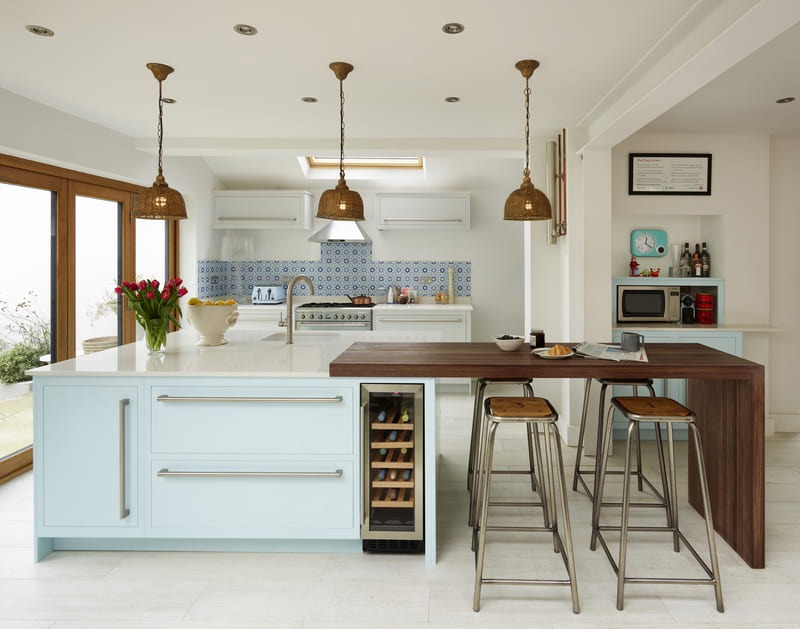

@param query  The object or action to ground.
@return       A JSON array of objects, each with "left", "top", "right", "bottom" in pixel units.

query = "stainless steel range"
[{"left": 295, "top": 302, "right": 374, "bottom": 331}]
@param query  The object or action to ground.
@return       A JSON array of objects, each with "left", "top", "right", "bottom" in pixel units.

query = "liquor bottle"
[
  {"left": 377, "top": 469, "right": 387, "bottom": 481},
  {"left": 679, "top": 242, "right": 692, "bottom": 277},
  {"left": 692, "top": 243, "right": 702, "bottom": 277},
  {"left": 701, "top": 242, "right": 711, "bottom": 277}
]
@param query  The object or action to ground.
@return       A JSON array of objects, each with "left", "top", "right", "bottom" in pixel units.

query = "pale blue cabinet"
[
  {"left": 146, "top": 381, "right": 360, "bottom": 540},
  {"left": 37, "top": 381, "right": 140, "bottom": 532}
]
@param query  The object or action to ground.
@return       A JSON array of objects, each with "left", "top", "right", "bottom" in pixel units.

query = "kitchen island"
[
  {"left": 330, "top": 341, "right": 766, "bottom": 569},
  {"left": 30, "top": 330, "right": 439, "bottom": 563}
]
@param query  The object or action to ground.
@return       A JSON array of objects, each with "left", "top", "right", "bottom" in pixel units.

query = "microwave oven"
[{"left": 617, "top": 285, "right": 680, "bottom": 323}]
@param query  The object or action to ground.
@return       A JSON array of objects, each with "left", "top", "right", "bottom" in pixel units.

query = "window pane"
[
  {"left": 136, "top": 219, "right": 167, "bottom": 281},
  {"left": 75, "top": 196, "right": 119, "bottom": 354},
  {"left": 0, "top": 183, "right": 52, "bottom": 460}
]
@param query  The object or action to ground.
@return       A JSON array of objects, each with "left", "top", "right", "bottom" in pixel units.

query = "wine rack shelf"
[
  {"left": 371, "top": 469, "right": 414, "bottom": 488},
  {"left": 370, "top": 429, "right": 413, "bottom": 449},
  {"left": 371, "top": 486, "right": 414, "bottom": 507}
]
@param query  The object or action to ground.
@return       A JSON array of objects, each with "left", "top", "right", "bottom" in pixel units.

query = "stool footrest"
[
  {"left": 487, "top": 500, "right": 545, "bottom": 508},
  {"left": 482, "top": 578, "right": 573, "bottom": 586},
  {"left": 487, "top": 525, "right": 555, "bottom": 533}
]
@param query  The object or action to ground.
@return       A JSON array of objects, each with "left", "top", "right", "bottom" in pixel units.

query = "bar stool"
[
  {"left": 572, "top": 378, "right": 659, "bottom": 503},
  {"left": 473, "top": 396, "right": 580, "bottom": 614},
  {"left": 467, "top": 378, "right": 539, "bottom": 528},
  {"left": 591, "top": 396, "right": 724, "bottom": 612}
]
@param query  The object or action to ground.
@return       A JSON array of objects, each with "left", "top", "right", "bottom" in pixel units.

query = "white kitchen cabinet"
[
  {"left": 36, "top": 381, "right": 140, "bottom": 536},
  {"left": 147, "top": 382, "right": 359, "bottom": 539},
  {"left": 214, "top": 190, "right": 312, "bottom": 229},
  {"left": 235, "top": 304, "right": 285, "bottom": 331},
  {"left": 374, "top": 305, "right": 472, "bottom": 391},
  {"left": 375, "top": 192, "right": 470, "bottom": 230}
]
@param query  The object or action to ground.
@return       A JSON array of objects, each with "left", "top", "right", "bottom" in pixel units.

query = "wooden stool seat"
[
  {"left": 614, "top": 396, "right": 691, "bottom": 418},
  {"left": 486, "top": 396, "right": 556, "bottom": 419}
]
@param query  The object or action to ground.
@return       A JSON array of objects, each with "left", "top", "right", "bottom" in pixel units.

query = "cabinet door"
[
  {"left": 375, "top": 192, "right": 470, "bottom": 230},
  {"left": 40, "top": 384, "right": 138, "bottom": 528},
  {"left": 374, "top": 312, "right": 470, "bottom": 342},
  {"left": 214, "top": 191, "right": 312, "bottom": 229}
]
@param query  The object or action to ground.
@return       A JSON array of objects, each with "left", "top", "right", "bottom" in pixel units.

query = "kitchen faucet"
[{"left": 282, "top": 275, "right": 315, "bottom": 344}]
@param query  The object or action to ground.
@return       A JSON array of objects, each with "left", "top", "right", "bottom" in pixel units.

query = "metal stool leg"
[
  {"left": 572, "top": 378, "right": 593, "bottom": 492},
  {"left": 473, "top": 420, "right": 499, "bottom": 611},
  {"left": 468, "top": 379, "right": 489, "bottom": 492},
  {"left": 688, "top": 423, "right": 724, "bottom": 613},
  {"left": 616, "top": 420, "right": 638, "bottom": 609}
]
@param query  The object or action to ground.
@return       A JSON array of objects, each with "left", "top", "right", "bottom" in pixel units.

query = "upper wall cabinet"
[
  {"left": 375, "top": 192, "right": 470, "bottom": 230},
  {"left": 214, "top": 191, "right": 312, "bottom": 230}
]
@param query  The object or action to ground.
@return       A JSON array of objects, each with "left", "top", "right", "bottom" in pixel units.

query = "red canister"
[
  {"left": 696, "top": 308, "right": 714, "bottom": 324},
  {"left": 695, "top": 292, "right": 714, "bottom": 308}
]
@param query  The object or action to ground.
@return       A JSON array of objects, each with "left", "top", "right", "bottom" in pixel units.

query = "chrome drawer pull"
[
  {"left": 218, "top": 216, "right": 297, "bottom": 222},
  {"left": 119, "top": 398, "right": 130, "bottom": 519},
  {"left": 156, "top": 395, "right": 343, "bottom": 404},
  {"left": 156, "top": 468, "right": 343, "bottom": 478},
  {"left": 378, "top": 317, "right": 463, "bottom": 323}
]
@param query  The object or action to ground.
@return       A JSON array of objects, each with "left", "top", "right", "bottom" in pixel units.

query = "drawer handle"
[
  {"left": 156, "top": 468, "right": 343, "bottom": 478},
  {"left": 218, "top": 216, "right": 297, "bottom": 222},
  {"left": 156, "top": 395, "right": 343, "bottom": 404},
  {"left": 119, "top": 398, "right": 130, "bottom": 520},
  {"left": 378, "top": 317, "right": 463, "bottom": 323}
]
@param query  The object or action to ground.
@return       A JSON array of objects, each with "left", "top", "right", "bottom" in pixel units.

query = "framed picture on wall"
[{"left": 629, "top": 153, "right": 712, "bottom": 195}]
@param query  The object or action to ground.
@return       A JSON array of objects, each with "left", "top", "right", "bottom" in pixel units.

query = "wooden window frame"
[{"left": 0, "top": 152, "right": 179, "bottom": 482}]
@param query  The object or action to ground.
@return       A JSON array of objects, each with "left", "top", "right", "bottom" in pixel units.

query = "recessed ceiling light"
[
  {"left": 161, "top": 98, "right": 176, "bottom": 104},
  {"left": 442, "top": 22, "right": 464, "bottom": 35},
  {"left": 26, "top": 24, "right": 54, "bottom": 37},
  {"left": 776, "top": 96, "right": 795, "bottom": 104},
  {"left": 445, "top": 96, "right": 460, "bottom": 103},
  {"left": 233, "top": 24, "right": 257, "bottom": 36},
  {"left": 306, "top": 156, "right": 424, "bottom": 169},
  {"left": 301, "top": 97, "right": 318, "bottom": 103}
]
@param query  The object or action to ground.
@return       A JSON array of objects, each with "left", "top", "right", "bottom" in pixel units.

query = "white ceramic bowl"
[
  {"left": 494, "top": 335, "right": 524, "bottom": 351},
  {"left": 186, "top": 304, "right": 239, "bottom": 346}
]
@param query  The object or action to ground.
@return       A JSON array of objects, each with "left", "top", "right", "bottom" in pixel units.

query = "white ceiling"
[{"left": 1, "top": 0, "right": 799, "bottom": 188}]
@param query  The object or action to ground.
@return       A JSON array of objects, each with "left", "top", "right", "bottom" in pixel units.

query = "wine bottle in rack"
[
  {"left": 400, "top": 447, "right": 408, "bottom": 454},
  {"left": 379, "top": 448, "right": 388, "bottom": 461},
  {"left": 389, "top": 489, "right": 398, "bottom": 500},
  {"left": 401, "top": 410, "right": 409, "bottom": 423},
  {"left": 389, "top": 469, "right": 398, "bottom": 480},
  {"left": 377, "top": 410, "right": 386, "bottom": 422},
  {"left": 403, "top": 469, "right": 411, "bottom": 481},
  {"left": 388, "top": 430, "right": 398, "bottom": 442},
  {"left": 377, "top": 469, "right": 387, "bottom": 481}
]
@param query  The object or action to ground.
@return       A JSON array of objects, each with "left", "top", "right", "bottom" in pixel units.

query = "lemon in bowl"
[
  {"left": 186, "top": 300, "right": 239, "bottom": 346},
  {"left": 494, "top": 334, "right": 524, "bottom": 351}
]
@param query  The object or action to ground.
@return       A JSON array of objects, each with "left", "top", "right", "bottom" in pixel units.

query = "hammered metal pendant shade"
[
  {"left": 317, "top": 62, "right": 364, "bottom": 221},
  {"left": 504, "top": 59, "right": 552, "bottom": 221},
  {"left": 133, "top": 62, "right": 187, "bottom": 221}
]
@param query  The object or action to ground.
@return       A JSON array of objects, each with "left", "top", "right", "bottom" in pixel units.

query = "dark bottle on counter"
[
  {"left": 680, "top": 242, "right": 692, "bottom": 277},
  {"left": 692, "top": 243, "right": 702, "bottom": 277},
  {"left": 701, "top": 242, "right": 711, "bottom": 277}
]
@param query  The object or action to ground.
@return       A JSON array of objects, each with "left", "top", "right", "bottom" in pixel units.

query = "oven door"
[{"left": 295, "top": 319, "right": 372, "bottom": 331}]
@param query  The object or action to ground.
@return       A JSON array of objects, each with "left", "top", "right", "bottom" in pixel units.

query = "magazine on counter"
[{"left": 574, "top": 342, "right": 648, "bottom": 362}]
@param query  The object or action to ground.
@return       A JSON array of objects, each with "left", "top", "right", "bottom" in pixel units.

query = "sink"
[{"left": 260, "top": 331, "right": 341, "bottom": 343}]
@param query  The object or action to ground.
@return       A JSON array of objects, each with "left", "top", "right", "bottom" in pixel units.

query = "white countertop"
[
  {"left": 28, "top": 326, "right": 460, "bottom": 379},
  {"left": 28, "top": 330, "right": 364, "bottom": 378}
]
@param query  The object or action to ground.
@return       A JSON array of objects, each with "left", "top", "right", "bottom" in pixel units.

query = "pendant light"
[
  {"left": 133, "top": 63, "right": 186, "bottom": 220},
  {"left": 504, "top": 59, "right": 552, "bottom": 221},
  {"left": 317, "top": 62, "right": 364, "bottom": 221}
]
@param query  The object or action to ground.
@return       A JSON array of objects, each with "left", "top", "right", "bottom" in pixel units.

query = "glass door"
[{"left": 0, "top": 182, "right": 53, "bottom": 477}]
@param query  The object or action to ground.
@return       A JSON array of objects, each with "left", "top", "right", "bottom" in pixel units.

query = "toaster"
[{"left": 251, "top": 285, "right": 286, "bottom": 304}]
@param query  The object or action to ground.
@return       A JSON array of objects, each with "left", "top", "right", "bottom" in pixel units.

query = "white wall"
[{"left": 769, "top": 137, "right": 800, "bottom": 432}]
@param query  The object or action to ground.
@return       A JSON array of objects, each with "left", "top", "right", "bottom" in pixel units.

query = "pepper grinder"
[{"left": 447, "top": 267, "right": 455, "bottom": 304}]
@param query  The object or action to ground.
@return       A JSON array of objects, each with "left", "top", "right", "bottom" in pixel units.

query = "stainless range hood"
[{"left": 308, "top": 220, "right": 372, "bottom": 243}]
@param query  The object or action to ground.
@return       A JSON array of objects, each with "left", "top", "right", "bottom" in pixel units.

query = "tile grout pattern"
[
  {"left": 197, "top": 243, "right": 471, "bottom": 300},
  {"left": 0, "top": 392, "right": 798, "bottom": 627}
]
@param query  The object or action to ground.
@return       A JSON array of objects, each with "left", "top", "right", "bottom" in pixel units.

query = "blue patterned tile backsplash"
[{"left": 198, "top": 243, "right": 470, "bottom": 299}]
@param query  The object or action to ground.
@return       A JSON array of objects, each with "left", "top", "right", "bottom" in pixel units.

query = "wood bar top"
[
  {"left": 331, "top": 340, "right": 766, "bottom": 569},
  {"left": 329, "top": 341, "right": 764, "bottom": 380}
]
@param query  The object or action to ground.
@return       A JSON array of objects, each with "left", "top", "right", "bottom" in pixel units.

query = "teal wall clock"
[{"left": 630, "top": 229, "right": 668, "bottom": 257}]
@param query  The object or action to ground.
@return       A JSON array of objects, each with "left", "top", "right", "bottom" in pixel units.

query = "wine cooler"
[{"left": 360, "top": 383, "right": 424, "bottom": 553}]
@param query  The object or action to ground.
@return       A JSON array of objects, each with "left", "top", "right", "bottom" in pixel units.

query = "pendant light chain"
[
  {"left": 156, "top": 78, "right": 165, "bottom": 178},
  {"left": 338, "top": 77, "right": 346, "bottom": 181},
  {"left": 523, "top": 78, "right": 531, "bottom": 180}
]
